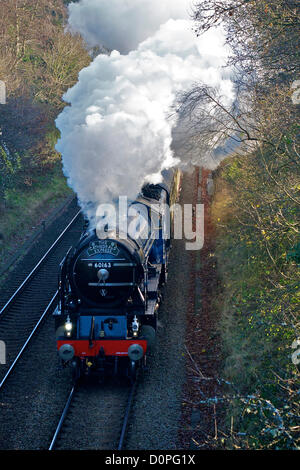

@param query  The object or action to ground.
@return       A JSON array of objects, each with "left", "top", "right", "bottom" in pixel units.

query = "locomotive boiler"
[{"left": 54, "top": 169, "right": 181, "bottom": 381}]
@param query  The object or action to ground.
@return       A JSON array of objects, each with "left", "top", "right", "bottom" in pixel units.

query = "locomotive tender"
[{"left": 54, "top": 169, "right": 181, "bottom": 381}]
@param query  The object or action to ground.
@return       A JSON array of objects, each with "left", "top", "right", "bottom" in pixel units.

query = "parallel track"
[
  {"left": 0, "top": 210, "right": 81, "bottom": 316},
  {"left": 0, "top": 209, "right": 83, "bottom": 386}
]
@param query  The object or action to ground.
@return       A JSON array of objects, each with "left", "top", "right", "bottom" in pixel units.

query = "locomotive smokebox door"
[{"left": 70, "top": 238, "right": 141, "bottom": 306}]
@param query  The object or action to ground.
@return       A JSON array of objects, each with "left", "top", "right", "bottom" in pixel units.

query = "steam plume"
[
  {"left": 67, "top": 0, "right": 191, "bottom": 53},
  {"left": 56, "top": 1, "right": 235, "bottom": 223}
]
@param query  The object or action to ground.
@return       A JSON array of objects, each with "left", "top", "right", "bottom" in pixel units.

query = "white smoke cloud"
[
  {"left": 67, "top": 0, "right": 191, "bottom": 53},
  {"left": 56, "top": 2, "right": 235, "bottom": 223}
]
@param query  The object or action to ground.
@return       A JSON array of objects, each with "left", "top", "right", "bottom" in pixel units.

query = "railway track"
[
  {"left": 0, "top": 194, "right": 142, "bottom": 452},
  {"left": 0, "top": 203, "right": 137, "bottom": 450},
  {"left": 49, "top": 377, "right": 138, "bottom": 450},
  {"left": 0, "top": 208, "right": 83, "bottom": 387}
]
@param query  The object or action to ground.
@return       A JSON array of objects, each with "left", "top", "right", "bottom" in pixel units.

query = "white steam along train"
[{"left": 54, "top": 169, "right": 181, "bottom": 382}]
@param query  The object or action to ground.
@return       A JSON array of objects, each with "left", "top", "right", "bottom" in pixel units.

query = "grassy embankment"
[
  {"left": 211, "top": 155, "right": 299, "bottom": 449},
  {"left": 0, "top": 163, "right": 73, "bottom": 272}
]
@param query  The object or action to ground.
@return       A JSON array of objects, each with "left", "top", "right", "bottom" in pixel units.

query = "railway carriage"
[{"left": 54, "top": 169, "right": 181, "bottom": 381}]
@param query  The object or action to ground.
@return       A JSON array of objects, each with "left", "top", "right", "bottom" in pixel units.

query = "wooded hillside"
[
  {"left": 186, "top": 0, "right": 300, "bottom": 449},
  {"left": 0, "top": 0, "right": 89, "bottom": 209}
]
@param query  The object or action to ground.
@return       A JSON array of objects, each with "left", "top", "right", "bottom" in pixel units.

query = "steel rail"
[
  {"left": 118, "top": 379, "right": 138, "bottom": 450},
  {"left": 0, "top": 209, "right": 81, "bottom": 317},
  {"left": 0, "top": 291, "right": 58, "bottom": 391},
  {"left": 48, "top": 383, "right": 77, "bottom": 450}
]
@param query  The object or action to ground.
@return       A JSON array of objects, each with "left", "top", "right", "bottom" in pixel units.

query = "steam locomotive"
[{"left": 54, "top": 169, "right": 181, "bottom": 381}]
